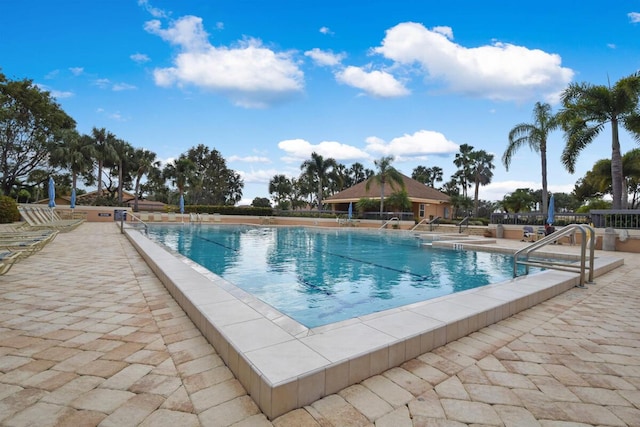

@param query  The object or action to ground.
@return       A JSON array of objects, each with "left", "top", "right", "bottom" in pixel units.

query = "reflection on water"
[{"left": 147, "top": 225, "right": 537, "bottom": 328}]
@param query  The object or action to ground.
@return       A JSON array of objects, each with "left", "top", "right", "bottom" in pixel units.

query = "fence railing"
[{"left": 491, "top": 210, "right": 640, "bottom": 229}]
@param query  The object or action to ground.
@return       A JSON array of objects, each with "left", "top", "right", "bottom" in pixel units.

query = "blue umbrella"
[
  {"left": 70, "top": 187, "right": 76, "bottom": 209},
  {"left": 547, "top": 194, "right": 555, "bottom": 225},
  {"left": 48, "top": 177, "right": 56, "bottom": 208},
  {"left": 179, "top": 194, "right": 184, "bottom": 214},
  {"left": 48, "top": 176, "right": 56, "bottom": 221},
  {"left": 347, "top": 202, "right": 353, "bottom": 220}
]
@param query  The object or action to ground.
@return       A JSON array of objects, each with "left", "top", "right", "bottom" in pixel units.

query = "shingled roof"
[{"left": 326, "top": 173, "right": 450, "bottom": 204}]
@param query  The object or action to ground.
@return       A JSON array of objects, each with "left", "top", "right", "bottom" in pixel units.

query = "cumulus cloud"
[
  {"left": 278, "top": 138, "right": 369, "bottom": 163},
  {"left": 145, "top": 15, "right": 304, "bottom": 108},
  {"left": 69, "top": 67, "right": 84, "bottom": 76},
  {"left": 373, "top": 22, "right": 574, "bottom": 103},
  {"left": 130, "top": 53, "right": 151, "bottom": 63},
  {"left": 335, "top": 66, "right": 409, "bottom": 98},
  {"left": 304, "top": 48, "right": 346, "bottom": 67},
  {"left": 37, "top": 84, "right": 74, "bottom": 99},
  {"left": 238, "top": 168, "right": 290, "bottom": 183},
  {"left": 629, "top": 12, "right": 640, "bottom": 23},
  {"left": 365, "top": 130, "right": 459, "bottom": 159}
]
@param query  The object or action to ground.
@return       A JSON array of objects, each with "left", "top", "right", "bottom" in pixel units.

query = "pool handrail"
[
  {"left": 513, "top": 224, "right": 595, "bottom": 288},
  {"left": 127, "top": 212, "right": 149, "bottom": 235},
  {"left": 379, "top": 217, "right": 399, "bottom": 229}
]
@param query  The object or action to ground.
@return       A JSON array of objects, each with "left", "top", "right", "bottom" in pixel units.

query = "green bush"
[{"left": 0, "top": 196, "right": 20, "bottom": 224}]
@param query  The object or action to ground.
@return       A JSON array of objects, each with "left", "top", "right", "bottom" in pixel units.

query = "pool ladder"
[
  {"left": 379, "top": 217, "right": 399, "bottom": 229},
  {"left": 513, "top": 224, "right": 595, "bottom": 288}
]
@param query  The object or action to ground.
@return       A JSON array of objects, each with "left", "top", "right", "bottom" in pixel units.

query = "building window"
[{"left": 419, "top": 204, "right": 425, "bottom": 217}]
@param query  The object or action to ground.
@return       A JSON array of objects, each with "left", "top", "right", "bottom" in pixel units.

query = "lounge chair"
[
  {"left": 168, "top": 212, "right": 176, "bottom": 222},
  {"left": 152, "top": 212, "right": 163, "bottom": 222},
  {"left": 18, "top": 206, "right": 82, "bottom": 232},
  {"left": 200, "top": 213, "right": 210, "bottom": 223},
  {"left": 521, "top": 226, "right": 535, "bottom": 242},
  {"left": 0, "top": 250, "right": 21, "bottom": 275}
]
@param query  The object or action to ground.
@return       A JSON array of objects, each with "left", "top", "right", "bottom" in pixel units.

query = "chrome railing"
[
  {"left": 379, "top": 217, "right": 399, "bottom": 229},
  {"left": 513, "top": 224, "right": 595, "bottom": 288}
]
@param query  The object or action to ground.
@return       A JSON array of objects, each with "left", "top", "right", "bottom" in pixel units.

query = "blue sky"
[{"left": 2, "top": 0, "right": 639, "bottom": 205}]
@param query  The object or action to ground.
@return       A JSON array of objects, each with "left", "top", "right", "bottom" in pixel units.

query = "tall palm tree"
[
  {"left": 453, "top": 144, "right": 474, "bottom": 198},
  {"left": 469, "top": 150, "right": 495, "bottom": 217},
  {"left": 132, "top": 148, "right": 159, "bottom": 212},
  {"left": 503, "top": 102, "right": 559, "bottom": 216},
  {"left": 164, "top": 156, "right": 196, "bottom": 204},
  {"left": 366, "top": 156, "right": 405, "bottom": 219},
  {"left": 110, "top": 139, "right": 133, "bottom": 204},
  {"left": 558, "top": 72, "right": 640, "bottom": 209},
  {"left": 300, "top": 152, "right": 337, "bottom": 211},
  {"left": 91, "top": 127, "right": 117, "bottom": 195},
  {"left": 49, "top": 129, "right": 95, "bottom": 199}
]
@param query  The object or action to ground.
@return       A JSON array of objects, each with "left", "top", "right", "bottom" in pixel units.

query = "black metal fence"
[{"left": 491, "top": 210, "right": 640, "bottom": 229}]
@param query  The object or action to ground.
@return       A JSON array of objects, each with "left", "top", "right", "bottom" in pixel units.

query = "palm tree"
[
  {"left": 300, "top": 152, "right": 337, "bottom": 211},
  {"left": 132, "top": 148, "right": 159, "bottom": 212},
  {"left": 110, "top": 139, "right": 133, "bottom": 204},
  {"left": 269, "top": 174, "right": 293, "bottom": 209},
  {"left": 91, "top": 127, "right": 117, "bottom": 195},
  {"left": 49, "top": 129, "right": 95, "bottom": 200},
  {"left": 366, "top": 156, "right": 405, "bottom": 219},
  {"left": 558, "top": 72, "right": 640, "bottom": 209},
  {"left": 469, "top": 150, "right": 495, "bottom": 217},
  {"left": 503, "top": 102, "right": 559, "bottom": 216},
  {"left": 164, "top": 157, "right": 196, "bottom": 204},
  {"left": 453, "top": 144, "right": 474, "bottom": 198}
]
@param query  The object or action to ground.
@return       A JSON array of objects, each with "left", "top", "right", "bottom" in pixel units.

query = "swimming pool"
[{"left": 147, "top": 225, "right": 537, "bottom": 327}]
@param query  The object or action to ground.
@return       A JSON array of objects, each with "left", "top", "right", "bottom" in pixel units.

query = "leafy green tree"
[
  {"left": 501, "top": 188, "right": 537, "bottom": 213},
  {"left": 184, "top": 145, "right": 244, "bottom": 205},
  {"left": 269, "top": 174, "right": 293, "bottom": 209},
  {"left": 251, "top": 197, "right": 271, "bottom": 208},
  {"left": 0, "top": 73, "right": 75, "bottom": 196},
  {"left": 558, "top": 72, "right": 640, "bottom": 209},
  {"left": 385, "top": 189, "right": 411, "bottom": 211},
  {"left": 300, "top": 152, "right": 338, "bottom": 210},
  {"left": 366, "top": 156, "right": 405, "bottom": 218},
  {"left": 469, "top": 150, "right": 495, "bottom": 217},
  {"left": 503, "top": 102, "right": 559, "bottom": 216}
]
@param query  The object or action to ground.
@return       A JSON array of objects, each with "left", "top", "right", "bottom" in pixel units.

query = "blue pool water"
[{"left": 147, "top": 225, "right": 533, "bottom": 328}]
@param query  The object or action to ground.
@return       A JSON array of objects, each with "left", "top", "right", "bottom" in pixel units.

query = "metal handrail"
[
  {"left": 127, "top": 212, "right": 149, "bottom": 235},
  {"left": 379, "top": 217, "right": 399, "bottom": 229},
  {"left": 513, "top": 224, "right": 595, "bottom": 288},
  {"left": 458, "top": 216, "right": 470, "bottom": 233},
  {"left": 428, "top": 216, "right": 441, "bottom": 231},
  {"left": 411, "top": 218, "right": 430, "bottom": 231}
]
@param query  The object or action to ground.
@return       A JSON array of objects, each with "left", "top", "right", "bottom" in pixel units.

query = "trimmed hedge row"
[{"left": 167, "top": 205, "right": 273, "bottom": 216}]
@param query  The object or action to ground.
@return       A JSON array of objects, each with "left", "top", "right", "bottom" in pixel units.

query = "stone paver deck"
[{"left": 1, "top": 223, "right": 639, "bottom": 426}]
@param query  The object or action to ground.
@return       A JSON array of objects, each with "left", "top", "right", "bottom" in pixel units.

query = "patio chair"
[
  {"left": 0, "top": 250, "right": 21, "bottom": 275},
  {"left": 521, "top": 226, "right": 535, "bottom": 242},
  {"left": 18, "top": 207, "right": 81, "bottom": 232}
]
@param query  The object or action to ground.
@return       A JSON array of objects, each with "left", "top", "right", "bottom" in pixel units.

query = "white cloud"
[
  {"left": 238, "top": 168, "right": 288, "bottom": 183},
  {"left": 365, "top": 130, "right": 459, "bottom": 158},
  {"left": 335, "top": 66, "right": 409, "bottom": 98},
  {"left": 94, "top": 78, "right": 111, "bottom": 89},
  {"left": 629, "top": 12, "right": 640, "bottom": 23},
  {"left": 112, "top": 83, "right": 137, "bottom": 91},
  {"left": 130, "top": 53, "right": 151, "bottom": 63},
  {"left": 69, "top": 67, "right": 84, "bottom": 76},
  {"left": 138, "top": 0, "right": 168, "bottom": 19},
  {"left": 278, "top": 138, "right": 370, "bottom": 163},
  {"left": 146, "top": 15, "right": 304, "bottom": 108},
  {"left": 374, "top": 22, "right": 574, "bottom": 103},
  {"left": 304, "top": 48, "right": 346, "bottom": 67},
  {"left": 228, "top": 155, "right": 271, "bottom": 163},
  {"left": 607, "top": 43, "right": 617, "bottom": 49},
  {"left": 319, "top": 26, "right": 334, "bottom": 35},
  {"left": 44, "top": 70, "right": 59, "bottom": 79}
]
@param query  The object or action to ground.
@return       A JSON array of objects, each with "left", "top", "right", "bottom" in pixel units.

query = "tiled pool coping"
[{"left": 124, "top": 226, "right": 624, "bottom": 419}]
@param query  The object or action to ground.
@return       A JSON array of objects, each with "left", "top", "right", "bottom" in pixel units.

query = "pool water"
[{"left": 147, "top": 225, "right": 535, "bottom": 328}]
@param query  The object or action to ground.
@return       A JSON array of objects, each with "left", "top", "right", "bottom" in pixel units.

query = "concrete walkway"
[{"left": 0, "top": 223, "right": 638, "bottom": 426}]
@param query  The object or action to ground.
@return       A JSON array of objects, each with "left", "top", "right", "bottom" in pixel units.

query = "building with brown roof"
[{"left": 326, "top": 173, "right": 452, "bottom": 221}]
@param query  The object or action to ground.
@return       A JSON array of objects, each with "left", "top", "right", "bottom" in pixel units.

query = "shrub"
[{"left": 0, "top": 196, "right": 20, "bottom": 224}]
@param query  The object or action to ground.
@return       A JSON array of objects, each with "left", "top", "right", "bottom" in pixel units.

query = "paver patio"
[{"left": 1, "top": 223, "right": 639, "bottom": 426}]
